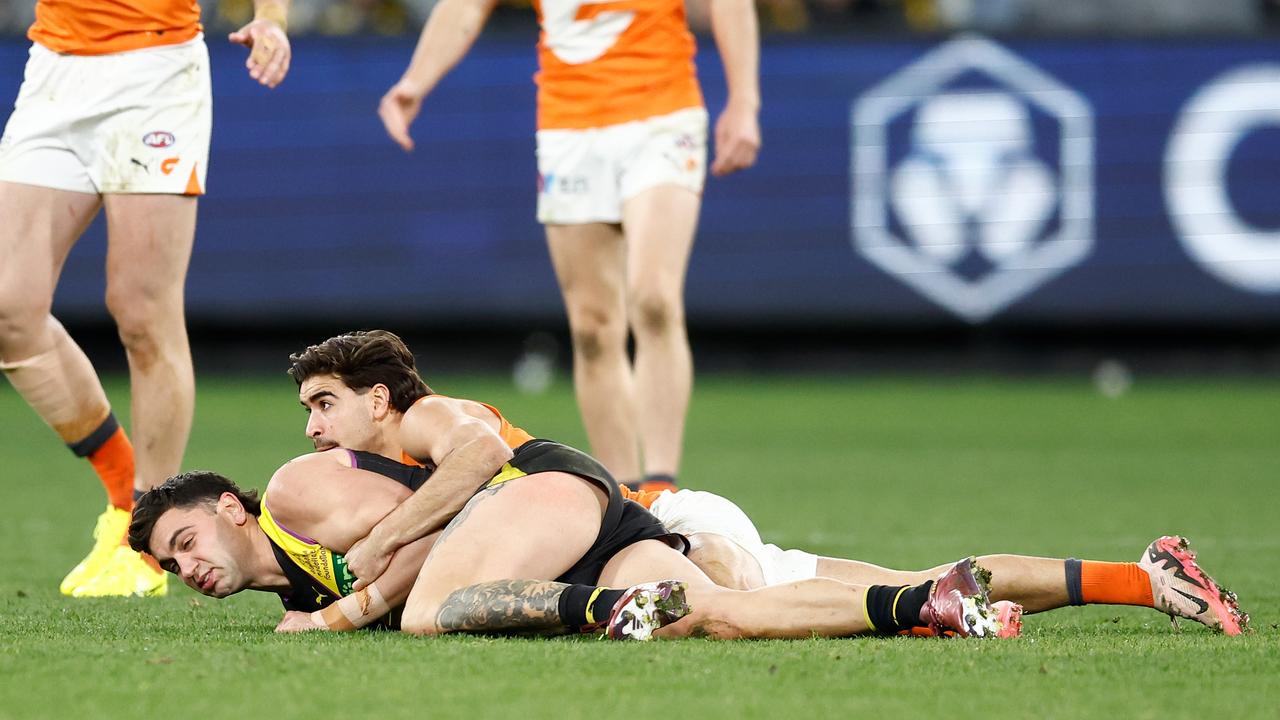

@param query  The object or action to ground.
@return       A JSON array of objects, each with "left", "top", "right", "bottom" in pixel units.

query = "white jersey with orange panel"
[{"left": 0, "top": 0, "right": 211, "bottom": 195}]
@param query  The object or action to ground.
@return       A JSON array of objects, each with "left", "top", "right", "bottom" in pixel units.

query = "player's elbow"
[{"left": 461, "top": 431, "right": 513, "bottom": 473}]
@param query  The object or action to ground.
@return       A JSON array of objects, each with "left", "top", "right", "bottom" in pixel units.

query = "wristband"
[
  {"left": 315, "top": 604, "right": 356, "bottom": 631},
  {"left": 340, "top": 586, "right": 391, "bottom": 627}
]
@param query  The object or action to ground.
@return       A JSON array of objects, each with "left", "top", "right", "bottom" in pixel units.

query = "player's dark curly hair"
[
  {"left": 287, "top": 329, "right": 433, "bottom": 413},
  {"left": 128, "top": 471, "right": 261, "bottom": 554}
]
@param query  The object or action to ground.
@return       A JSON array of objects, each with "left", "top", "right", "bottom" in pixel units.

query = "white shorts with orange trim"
[
  {"left": 648, "top": 489, "right": 820, "bottom": 586},
  {"left": 0, "top": 36, "right": 211, "bottom": 196},
  {"left": 535, "top": 106, "right": 707, "bottom": 225}
]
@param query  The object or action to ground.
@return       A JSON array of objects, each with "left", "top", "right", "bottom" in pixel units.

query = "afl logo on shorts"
[{"left": 142, "top": 131, "right": 176, "bottom": 148}]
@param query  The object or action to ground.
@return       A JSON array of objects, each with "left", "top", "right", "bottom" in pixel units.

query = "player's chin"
[{"left": 204, "top": 582, "right": 238, "bottom": 599}]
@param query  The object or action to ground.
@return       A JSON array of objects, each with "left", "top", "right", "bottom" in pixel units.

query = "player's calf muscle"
[{"left": 432, "top": 580, "right": 568, "bottom": 634}]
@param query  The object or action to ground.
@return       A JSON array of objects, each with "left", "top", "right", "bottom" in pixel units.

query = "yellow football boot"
[
  {"left": 60, "top": 505, "right": 132, "bottom": 595},
  {"left": 70, "top": 545, "right": 167, "bottom": 598}
]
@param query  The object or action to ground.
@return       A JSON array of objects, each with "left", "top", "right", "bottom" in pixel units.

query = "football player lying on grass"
[
  {"left": 129, "top": 453, "right": 1018, "bottom": 640},
  {"left": 282, "top": 329, "right": 1249, "bottom": 636}
]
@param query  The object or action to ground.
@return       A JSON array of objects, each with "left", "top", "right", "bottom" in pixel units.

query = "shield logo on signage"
[{"left": 851, "top": 35, "right": 1095, "bottom": 322}]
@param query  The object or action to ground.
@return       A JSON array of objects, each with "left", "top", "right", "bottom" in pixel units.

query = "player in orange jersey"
[
  {"left": 378, "top": 0, "right": 761, "bottom": 494},
  {"left": 0, "top": 0, "right": 292, "bottom": 597}
]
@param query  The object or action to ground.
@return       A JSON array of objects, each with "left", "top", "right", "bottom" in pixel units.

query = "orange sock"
[
  {"left": 89, "top": 428, "right": 135, "bottom": 511},
  {"left": 69, "top": 413, "right": 136, "bottom": 512},
  {"left": 1080, "top": 561, "right": 1154, "bottom": 607}
]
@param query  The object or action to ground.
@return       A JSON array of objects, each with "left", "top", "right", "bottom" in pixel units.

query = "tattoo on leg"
[
  {"left": 436, "top": 580, "right": 570, "bottom": 633},
  {"left": 434, "top": 481, "right": 508, "bottom": 550}
]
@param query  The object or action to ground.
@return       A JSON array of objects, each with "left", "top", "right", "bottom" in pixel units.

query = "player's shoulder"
[
  {"left": 406, "top": 393, "right": 460, "bottom": 411},
  {"left": 282, "top": 448, "right": 355, "bottom": 472},
  {"left": 265, "top": 450, "right": 353, "bottom": 502},
  {"left": 403, "top": 394, "right": 484, "bottom": 425}
]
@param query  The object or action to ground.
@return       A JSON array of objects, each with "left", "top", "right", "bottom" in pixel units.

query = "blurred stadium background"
[{"left": 1, "top": 0, "right": 1278, "bottom": 376}]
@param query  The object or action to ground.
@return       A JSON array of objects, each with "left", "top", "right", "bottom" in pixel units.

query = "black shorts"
[{"left": 492, "top": 440, "right": 682, "bottom": 585}]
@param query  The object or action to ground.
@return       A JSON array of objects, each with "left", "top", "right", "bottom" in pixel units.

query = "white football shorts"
[
  {"left": 648, "top": 489, "right": 819, "bottom": 586},
  {"left": 535, "top": 106, "right": 707, "bottom": 225},
  {"left": 0, "top": 35, "right": 212, "bottom": 195}
]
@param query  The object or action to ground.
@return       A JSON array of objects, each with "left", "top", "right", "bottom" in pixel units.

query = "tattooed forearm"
[{"left": 435, "top": 580, "right": 569, "bottom": 632}]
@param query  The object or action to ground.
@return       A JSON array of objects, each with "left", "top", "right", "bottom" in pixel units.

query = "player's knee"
[
  {"left": 687, "top": 534, "right": 765, "bottom": 591},
  {"left": 568, "top": 311, "right": 625, "bottom": 363},
  {"left": 0, "top": 302, "right": 48, "bottom": 356},
  {"left": 0, "top": 279, "right": 53, "bottom": 351},
  {"left": 629, "top": 290, "right": 682, "bottom": 338},
  {"left": 105, "top": 290, "right": 173, "bottom": 357}
]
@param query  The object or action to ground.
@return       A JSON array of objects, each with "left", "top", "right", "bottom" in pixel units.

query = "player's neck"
[
  {"left": 247, "top": 522, "right": 293, "bottom": 593},
  {"left": 379, "top": 416, "right": 407, "bottom": 461},
  {"left": 372, "top": 435, "right": 405, "bottom": 463}
]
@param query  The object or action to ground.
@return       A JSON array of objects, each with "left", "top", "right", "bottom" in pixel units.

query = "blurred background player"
[
  {"left": 377, "top": 0, "right": 762, "bottom": 492},
  {"left": 0, "top": 0, "right": 291, "bottom": 596}
]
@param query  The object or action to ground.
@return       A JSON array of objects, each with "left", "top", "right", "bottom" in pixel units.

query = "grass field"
[{"left": 1, "top": 373, "right": 1277, "bottom": 719}]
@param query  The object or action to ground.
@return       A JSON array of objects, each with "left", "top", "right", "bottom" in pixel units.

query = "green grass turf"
[{"left": 1, "top": 373, "right": 1277, "bottom": 719}]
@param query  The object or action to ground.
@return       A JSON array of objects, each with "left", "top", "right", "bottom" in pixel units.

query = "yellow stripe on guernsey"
[
  {"left": 484, "top": 462, "right": 528, "bottom": 489},
  {"left": 258, "top": 503, "right": 356, "bottom": 598}
]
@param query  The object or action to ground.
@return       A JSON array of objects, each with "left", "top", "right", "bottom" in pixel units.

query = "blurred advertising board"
[{"left": 2, "top": 34, "right": 1276, "bottom": 326}]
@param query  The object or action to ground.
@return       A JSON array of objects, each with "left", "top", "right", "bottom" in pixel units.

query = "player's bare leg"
[
  {"left": 69, "top": 194, "right": 196, "bottom": 597},
  {"left": 398, "top": 471, "right": 608, "bottom": 635},
  {"left": 599, "top": 539, "right": 868, "bottom": 638},
  {"left": 0, "top": 183, "right": 106, "bottom": 440},
  {"left": 102, "top": 193, "right": 197, "bottom": 495},
  {"left": 0, "top": 182, "right": 148, "bottom": 594},
  {"left": 621, "top": 184, "right": 699, "bottom": 483},
  {"left": 815, "top": 554, "right": 1070, "bottom": 612},
  {"left": 599, "top": 538, "right": 1008, "bottom": 632},
  {"left": 546, "top": 222, "right": 641, "bottom": 481}
]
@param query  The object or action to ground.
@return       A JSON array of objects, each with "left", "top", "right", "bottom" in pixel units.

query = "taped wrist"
[{"left": 317, "top": 586, "right": 392, "bottom": 630}]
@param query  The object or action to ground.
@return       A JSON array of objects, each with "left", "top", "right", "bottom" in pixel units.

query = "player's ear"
[
  {"left": 219, "top": 492, "right": 248, "bottom": 525},
  {"left": 370, "top": 383, "right": 392, "bottom": 419}
]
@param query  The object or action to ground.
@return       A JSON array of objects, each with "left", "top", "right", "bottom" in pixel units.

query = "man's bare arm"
[
  {"left": 266, "top": 453, "right": 436, "bottom": 632},
  {"left": 707, "top": 0, "right": 761, "bottom": 176},
  {"left": 345, "top": 398, "right": 514, "bottom": 588},
  {"left": 277, "top": 532, "right": 437, "bottom": 632},
  {"left": 264, "top": 451, "right": 410, "bottom": 551},
  {"left": 230, "top": 0, "right": 292, "bottom": 88},
  {"left": 380, "top": 0, "right": 500, "bottom": 151}
]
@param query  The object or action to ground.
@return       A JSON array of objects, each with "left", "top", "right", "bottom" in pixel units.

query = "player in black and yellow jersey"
[
  {"left": 130, "top": 445, "right": 694, "bottom": 636},
  {"left": 130, "top": 445, "right": 1016, "bottom": 639}
]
